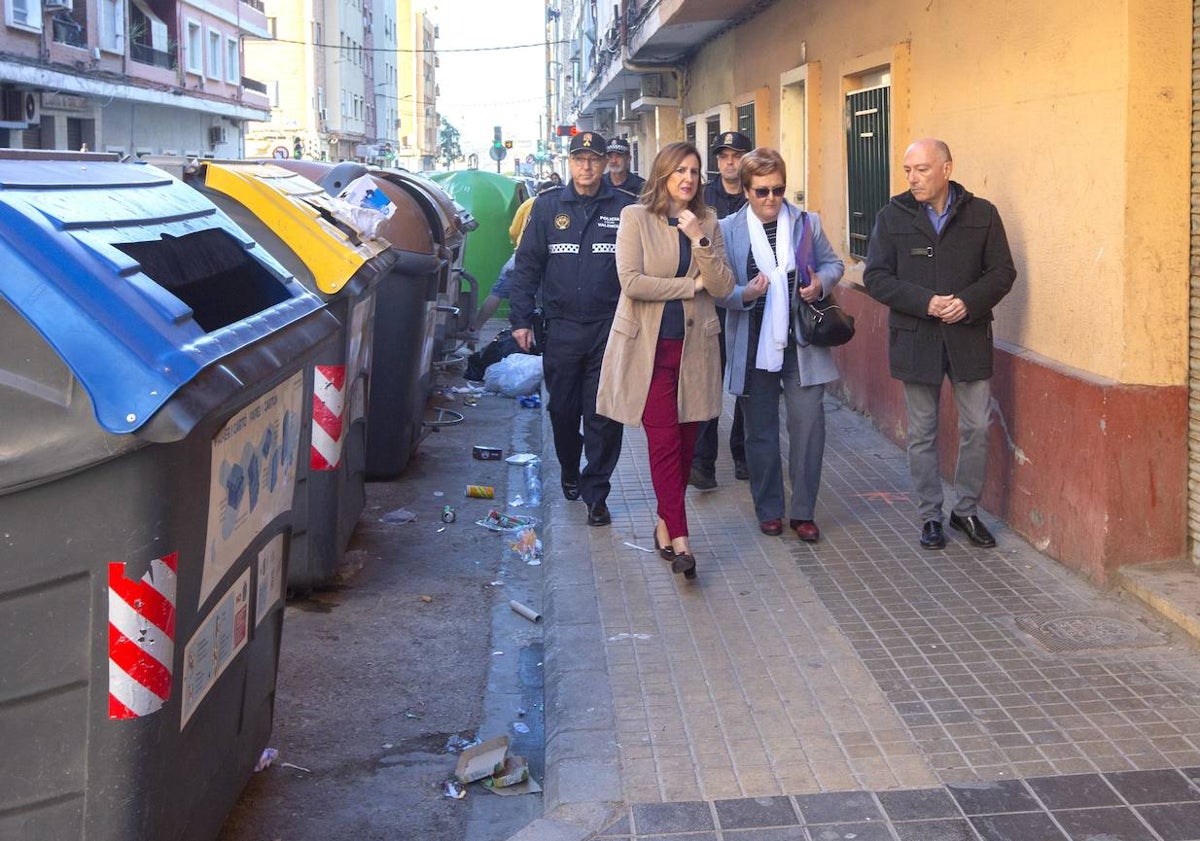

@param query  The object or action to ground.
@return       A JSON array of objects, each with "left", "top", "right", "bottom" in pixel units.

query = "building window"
[
  {"left": 206, "top": 28, "right": 222, "bottom": 79},
  {"left": 705, "top": 114, "right": 721, "bottom": 181},
  {"left": 7, "top": 0, "right": 42, "bottom": 32},
  {"left": 226, "top": 37, "right": 239, "bottom": 83},
  {"left": 186, "top": 20, "right": 202, "bottom": 74},
  {"left": 736, "top": 103, "right": 755, "bottom": 146},
  {"left": 845, "top": 84, "right": 891, "bottom": 259}
]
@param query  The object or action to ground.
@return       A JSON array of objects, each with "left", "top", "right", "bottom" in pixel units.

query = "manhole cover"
[{"left": 1013, "top": 612, "right": 1165, "bottom": 653}]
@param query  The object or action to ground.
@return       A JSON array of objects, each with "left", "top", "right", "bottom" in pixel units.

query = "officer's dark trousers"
[
  {"left": 693, "top": 307, "right": 745, "bottom": 473},
  {"left": 542, "top": 317, "right": 623, "bottom": 505}
]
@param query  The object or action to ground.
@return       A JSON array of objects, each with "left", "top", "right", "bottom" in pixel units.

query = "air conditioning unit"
[
  {"left": 640, "top": 74, "right": 663, "bottom": 98},
  {"left": 594, "top": 107, "right": 615, "bottom": 137},
  {"left": 208, "top": 124, "right": 227, "bottom": 145},
  {"left": 43, "top": 0, "right": 73, "bottom": 11},
  {"left": 3, "top": 91, "right": 39, "bottom": 124},
  {"left": 21, "top": 91, "right": 40, "bottom": 124}
]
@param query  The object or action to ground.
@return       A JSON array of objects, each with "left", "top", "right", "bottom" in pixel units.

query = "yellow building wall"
[
  {"left": 682, "top": 0, "right": 1190, "bottom": 387},
  {"left": 243, "top": 0, "right": 317, "bottom": 156}
]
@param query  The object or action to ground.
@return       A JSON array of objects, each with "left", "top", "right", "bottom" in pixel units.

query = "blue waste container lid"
[{"left": 0, "top": 160, "right": 322, "bottom": 434}]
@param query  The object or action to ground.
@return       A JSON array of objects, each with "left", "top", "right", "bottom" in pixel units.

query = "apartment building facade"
[
  {"left": 244, "top": 0, "right": 435, "bottom": 167},
  {"left": 0, "top": 0, "right": 270, "bottom": 156},
  {"left": 555, "top": 0, "right": 1192, "bottom": 582}
]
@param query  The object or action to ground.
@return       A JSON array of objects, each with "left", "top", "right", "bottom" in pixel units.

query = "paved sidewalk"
[{"left": 537, "top": 395, "right": 1200, "bottom": 841}]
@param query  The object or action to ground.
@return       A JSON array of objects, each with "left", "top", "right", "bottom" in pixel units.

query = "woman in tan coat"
[{"left": 597, "top": 141, "right": 735, "bottom": 579}]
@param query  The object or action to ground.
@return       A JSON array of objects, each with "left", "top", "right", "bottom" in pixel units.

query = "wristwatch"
[{"left": 697, "top": 236, "right": 710, "bottom": 247}]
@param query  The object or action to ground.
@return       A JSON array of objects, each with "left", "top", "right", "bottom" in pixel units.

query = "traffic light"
[
  {"left": 503, "top": 140, "right": 513, "bottom": 149},
  {"left": 555, "top": 125, "right": 579, "bottom": 137},
  {"left": 293, "top": 137, "right": 303, "bottom": 159}
]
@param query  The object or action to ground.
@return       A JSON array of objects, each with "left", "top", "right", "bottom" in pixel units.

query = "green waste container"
[
  {"left": 425, "top": 169, "right": 527, "bottom": 314},
  {"left": 0, "top": 156, "right": 339, "bottom": 841}
]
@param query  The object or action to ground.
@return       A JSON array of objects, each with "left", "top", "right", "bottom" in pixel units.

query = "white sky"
[{"left": 429, "top": 0, "right": 547, "bottom": 158}]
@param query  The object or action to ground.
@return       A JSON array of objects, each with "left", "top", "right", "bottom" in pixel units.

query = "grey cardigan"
[{"left": 716, "top": 205, "right": 846, "bottom": 394}]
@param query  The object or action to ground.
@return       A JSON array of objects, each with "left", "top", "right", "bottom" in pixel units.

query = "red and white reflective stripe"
[
  {"left": 311, "top": 364, "right": 346, "bottom": 470},
  {"left": 108, "top": 552, "right": 178, "bottom": 720}
]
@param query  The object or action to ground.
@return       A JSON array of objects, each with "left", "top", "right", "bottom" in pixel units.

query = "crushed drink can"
[
  {"left": 519, "top": 394, "right": 541, "bottom": 408},
  {"left": 441, "top": 505, "right": 456, "bottom": 523},
  {"left": 466, "top": 485, "right": 495, "bottom": 499}
]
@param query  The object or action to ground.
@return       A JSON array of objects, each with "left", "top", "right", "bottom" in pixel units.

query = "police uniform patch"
[{"left": 554, "top": 213, "right": 570, "bottom": 230}]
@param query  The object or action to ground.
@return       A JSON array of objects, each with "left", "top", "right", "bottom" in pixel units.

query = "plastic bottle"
[{"left": 525, "top": 459, "right": 542, "bottom": 507}]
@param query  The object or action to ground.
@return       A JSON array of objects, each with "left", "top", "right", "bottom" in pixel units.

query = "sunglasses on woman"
[{"left": 752, "top": 186, "right": 786, "bottom": 198}]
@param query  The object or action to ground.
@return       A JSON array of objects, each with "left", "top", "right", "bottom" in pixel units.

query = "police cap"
[{"left": 569, "top": 131, "right": 607, "bottom": 157}]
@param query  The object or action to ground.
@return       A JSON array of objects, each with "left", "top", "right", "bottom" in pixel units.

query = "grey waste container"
[
  {"left": 172, "top": 161, "right": 397, "bottom": 591},
  {"left": 0, "top": 157, "right": 339, "bottom": 841},
  {"left": 274, "top": 160, "right": 445, "bottom": 477},
  {"left": 289, "top": 164, "right": 476, "bottom": 359}
]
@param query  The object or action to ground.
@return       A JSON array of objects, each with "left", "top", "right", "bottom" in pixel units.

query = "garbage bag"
[
  {"left": 466, "top": 328, "right": 522, "bottom": 381},
  {"left": 484, "top": 353, "right": 543, "bottom": 397}
]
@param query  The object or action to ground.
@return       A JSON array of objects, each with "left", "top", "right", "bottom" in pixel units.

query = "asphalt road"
[{"left": 217, "top": 351, "right": 546, "bottom": 841}]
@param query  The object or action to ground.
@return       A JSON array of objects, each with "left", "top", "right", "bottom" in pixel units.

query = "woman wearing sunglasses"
[
  {"left": 717, "top": 147, "right": 845, "bottom": 542},
  {"left": 597, "top": 141, "right": 735, "bottom": 579}
]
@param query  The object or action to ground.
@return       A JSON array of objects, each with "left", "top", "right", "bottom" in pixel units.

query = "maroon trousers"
[{"left": 642, "top": 338, "right": 699, "bottom": 539}]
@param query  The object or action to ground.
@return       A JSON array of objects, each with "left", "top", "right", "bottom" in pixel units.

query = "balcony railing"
[
  {"left": 52, "top": 16, "right": 87, "bottom": 48},
  {"left": 130, "top": 41, "right": 178, "bottom": 70},
  {"left": 240, "top": 0, "right": 265, "bottom": 11},
  {"left": 241, "top": 76, "right": 268, "bottom": 94}
]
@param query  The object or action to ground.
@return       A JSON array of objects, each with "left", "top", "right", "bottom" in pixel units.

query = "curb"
[{"left": 502, "top": 405, "right": 623, "bottom": 841}]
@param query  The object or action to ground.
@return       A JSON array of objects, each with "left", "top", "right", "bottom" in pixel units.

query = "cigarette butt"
[{"left": 509, "top": 600, "right": 542, "bottom": 623}]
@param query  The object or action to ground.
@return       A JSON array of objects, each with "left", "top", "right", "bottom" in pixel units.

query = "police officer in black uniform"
[
  {"left": 602, "top": 137, "right": 646, "bottom": 196},
  {"left": 510, "top": 131, "right": 638, "bottom": 526},
  {"left": 691, "top": 130, "right": 754, "bottom": 489}
]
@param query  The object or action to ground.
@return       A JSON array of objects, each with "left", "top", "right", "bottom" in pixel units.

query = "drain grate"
[{"left": 1013, "top": 612, "right": 1166, "bottom": 653}]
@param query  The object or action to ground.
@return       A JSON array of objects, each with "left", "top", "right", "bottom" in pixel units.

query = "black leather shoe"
[
  {"left": 586, "top": 500, "right": 611, "bottom": 527},
  {"left": 920, "top": 520, "right": 946, "bottom": 550},
  {"left": 671, "top": 552, "right": 696, "bottom": 577},
  {"left": 950, "top": 512, "right": 996, "bottom": 547},
  {"left": 654, "top": 531, "right": 675, "bottom": 561},
  {"left": 734, "top": 460, "right": 749, "bottom": 481},
  {"left": 561, "top": 479, "right": 580, "bottom": 501}
]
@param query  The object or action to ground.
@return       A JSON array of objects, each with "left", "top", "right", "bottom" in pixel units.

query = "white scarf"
[{"left": 747, "top": 203, "right": 794, "bottom": 371}]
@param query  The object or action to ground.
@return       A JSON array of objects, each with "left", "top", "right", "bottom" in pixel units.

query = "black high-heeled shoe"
[
  {"left": 671, "top": 552, "right": 696, "bottom": 577},
  {"left": 654, "top": 531, "right": 675, "bottom": 562}
]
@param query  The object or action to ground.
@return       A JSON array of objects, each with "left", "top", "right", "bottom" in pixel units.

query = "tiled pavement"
[{"left": 539, "top": 395, "right": 1200, "bottom": 841}]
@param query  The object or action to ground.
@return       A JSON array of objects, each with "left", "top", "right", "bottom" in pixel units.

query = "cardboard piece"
[
  {"left": 455, "top": 736, "right": 509, "bottom": 783},
  {"left": 485, "top": 755, "right": 529, "bottom": 788},
  {"left": 487, "top": 775, "right": 542, "bottom": 797}
]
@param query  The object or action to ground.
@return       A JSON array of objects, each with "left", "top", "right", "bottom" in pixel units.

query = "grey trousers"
[
  {"left": 742, "top": 352, "right": 826, "bottom": 523},
  {"left": 903, "top": 377, "right": 991, "bottom": 523}
]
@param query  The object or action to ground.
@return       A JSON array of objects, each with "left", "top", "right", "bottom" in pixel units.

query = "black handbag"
[
  {"left": 795, "top": 295, "right": 856, "bottom": 347},
  {"left": 793, "top": 212, "right": 855, "bottom": 347}
]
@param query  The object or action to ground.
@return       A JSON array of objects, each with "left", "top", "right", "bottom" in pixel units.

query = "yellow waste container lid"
[{"left": 202, "top": 162, "right": 390, "bottom": 295}]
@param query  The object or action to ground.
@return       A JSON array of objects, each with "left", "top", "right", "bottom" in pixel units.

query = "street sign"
[{"left": 488, "top": 145, "right": 507, "bottom": 162}]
